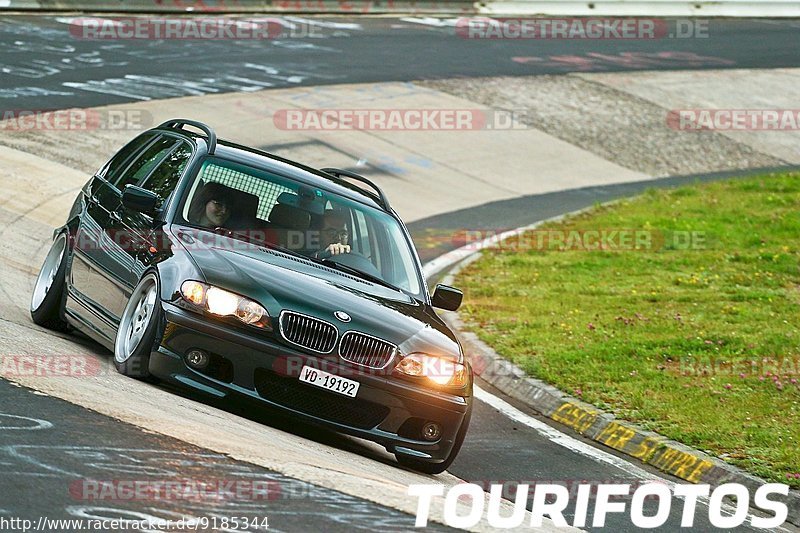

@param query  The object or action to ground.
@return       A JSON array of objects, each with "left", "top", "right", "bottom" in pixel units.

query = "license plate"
[{"left": 299, "top": 365, "right": 360, "bottom": 398}]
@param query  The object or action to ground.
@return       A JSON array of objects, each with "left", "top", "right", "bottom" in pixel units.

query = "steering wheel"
[{"left": 319, "top": 250, "right": 381, "bottom": 277}]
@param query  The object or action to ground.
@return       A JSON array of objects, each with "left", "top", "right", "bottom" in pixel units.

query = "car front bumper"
[{"left": 150, "top": 302, "right": 471, "bottom": 464}]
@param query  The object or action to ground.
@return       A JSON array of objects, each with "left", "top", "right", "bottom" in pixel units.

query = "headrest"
[
  {"left": 268, "top": 203, "right": 311, "bottom": 230},
  {"left": 227, "top": 189, "right": 259, "bottom": 225}
]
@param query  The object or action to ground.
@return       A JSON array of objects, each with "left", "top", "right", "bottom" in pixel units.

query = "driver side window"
[
  {"left": 139, "top": 142, "right": 193, "bottom": 209},
  {"left": 115, "top": 136, "right": 180, "bottom": 192},
  {"left": 99, "top": 133, "right": 155, "bottom": 185}
]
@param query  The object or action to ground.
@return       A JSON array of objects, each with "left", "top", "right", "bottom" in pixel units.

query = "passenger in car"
[
  {"left": 188, "top": 182, "right": 233, "bottom": 228},
  {"left": 201, "top": 198, "right": 230, "bottom": 228}
]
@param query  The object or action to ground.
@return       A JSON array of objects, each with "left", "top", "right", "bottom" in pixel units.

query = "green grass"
[{"left": 455, "top": 173, "right": 800, "bottom": 486}]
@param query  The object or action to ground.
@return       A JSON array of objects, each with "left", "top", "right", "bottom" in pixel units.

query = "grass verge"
[{"left": 455, "top": 172, "right": 800, "bottom": 487}]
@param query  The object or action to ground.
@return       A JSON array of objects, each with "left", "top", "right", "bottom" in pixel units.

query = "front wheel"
[
  {"left": 30, "top": 232, "right": 69, "bottom": 331},
  {"left": 114, "top": 273, "right": 162, "bottom": 379},
  {"left": 396, "top": 405, "right": 472, "bottom": 475}
]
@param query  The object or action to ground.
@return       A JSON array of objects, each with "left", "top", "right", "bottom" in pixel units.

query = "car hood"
[{"left": 175, "top": 228, "right": 461, "bottom": 359}]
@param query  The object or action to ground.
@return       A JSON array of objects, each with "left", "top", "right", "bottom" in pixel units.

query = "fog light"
[
  {"left": 186, "top": 349, "right": 210, "bottom": 370},
  {"left": 422, "top": 422, "right": 441, "bottom": 441}
]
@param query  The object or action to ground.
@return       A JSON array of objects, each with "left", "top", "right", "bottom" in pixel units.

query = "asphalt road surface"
[
  {"left": 1, "top": 16, "right": 800, "bottom": 111},
  {"left": 0, "top": 380, "right": 456, "bottom": 532},
  {"left": 1, "top": 13, "right": 798, "bottom": 532}
]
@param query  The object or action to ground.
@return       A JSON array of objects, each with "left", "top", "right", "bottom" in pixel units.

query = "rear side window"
[
  {"left": 139, "top": 142, "right": 193, "bottom": 209},
  {"left": 99, "top": 133, "right": 155, "bottom": 185},
  {"left": 115, "top": 136, "right": 180, "bottom": 191}
]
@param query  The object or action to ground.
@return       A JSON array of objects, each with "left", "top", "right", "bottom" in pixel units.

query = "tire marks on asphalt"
[{"left": 0, "top": 381, "right": 450, "bottom": 532}]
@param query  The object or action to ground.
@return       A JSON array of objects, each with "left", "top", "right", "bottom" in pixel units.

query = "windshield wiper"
[
  {"left": 216, "top": 227, "right": 309, "bottom": 259},
  {"left": 315, "top": 257, "right": 404, "bottom": 292}
]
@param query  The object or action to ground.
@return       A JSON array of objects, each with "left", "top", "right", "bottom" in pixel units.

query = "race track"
[{"left": 1, "top": 14, "right": 798, "bottom": 531}]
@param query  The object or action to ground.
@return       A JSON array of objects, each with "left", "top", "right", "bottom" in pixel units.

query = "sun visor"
[{"left": 277, "top": 190, "right": 325, "bottom": 215}]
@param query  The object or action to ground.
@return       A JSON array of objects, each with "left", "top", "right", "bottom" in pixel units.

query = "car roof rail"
[
  {"left": 158, "top": 119, "right": 217, "bottom": 155},
  {"left": 320, "top": 167, "right": 391, "bottom": 210}
]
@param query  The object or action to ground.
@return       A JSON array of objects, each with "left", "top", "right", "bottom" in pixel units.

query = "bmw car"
[{"left": 30, "top": 119, "right": 472, "bottom": 474}]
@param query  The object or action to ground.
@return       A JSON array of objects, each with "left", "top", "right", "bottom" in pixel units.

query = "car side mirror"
[
  {"left": 122, "top": 185, "right": 160, "bottom": 216},
  {"left": 431, "top": 284, "right": 463, "bottom": 311}
]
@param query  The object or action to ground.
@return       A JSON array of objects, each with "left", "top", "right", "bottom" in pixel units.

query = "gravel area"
[
  {"left": 420, "top": 75, "right": 785, "bottom": 177},
  {"left": 0, "top": 128, "right": 132, "bottom": 176}
]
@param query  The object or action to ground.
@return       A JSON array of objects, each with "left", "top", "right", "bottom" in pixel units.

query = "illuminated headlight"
[
  {"left": 394, "top": 353, "right": 468, "bottom": 388},
  {"left": 180, "top": 281, "right": 271, "bottom": 329}
]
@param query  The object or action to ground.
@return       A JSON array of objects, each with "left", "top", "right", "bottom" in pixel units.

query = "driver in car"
[{"left": 316, "top": 209, "right": 350, "bottom": 258}]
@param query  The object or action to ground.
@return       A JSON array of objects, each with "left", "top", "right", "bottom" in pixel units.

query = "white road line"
[
  {"left": 283, "top": 17, "right": 362, "bottom": 30},
  {"left": 400, "top": 17, "right": 461, "bottom": 28},
  {"left": 0, "top": 413, "right": 53, "bottom": 431},
  {"left": 55, "top": 17, "right": 121, "bottom": 27},
  {"left": 475, "top": 386, "right": 659, "bottom": 482}
]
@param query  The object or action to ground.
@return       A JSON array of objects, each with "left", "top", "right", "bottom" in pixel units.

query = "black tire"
[
  {"left": 396, "top": 404, "right": 472, "bottom": 475},
  {"left": 30, "top": 232, "right": 70, "bottom": 332},
  {"left": 113, "top": 272, "right": 162, "bottom": 379}
]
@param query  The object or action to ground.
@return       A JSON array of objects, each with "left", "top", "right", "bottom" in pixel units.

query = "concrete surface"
[
  {"left": 0, "top": 82, "right": 648, "bottom": 223},
  {"left": 423, "top": 68, "right": 800, "bottom": 177},
  {"left": 579, "top": 68, "right": 800, "bottom": 165}
]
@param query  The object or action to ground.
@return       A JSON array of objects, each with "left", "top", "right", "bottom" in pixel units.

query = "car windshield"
[{"left": 179, "top": 157, "right": 424, "bottom": 298}]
